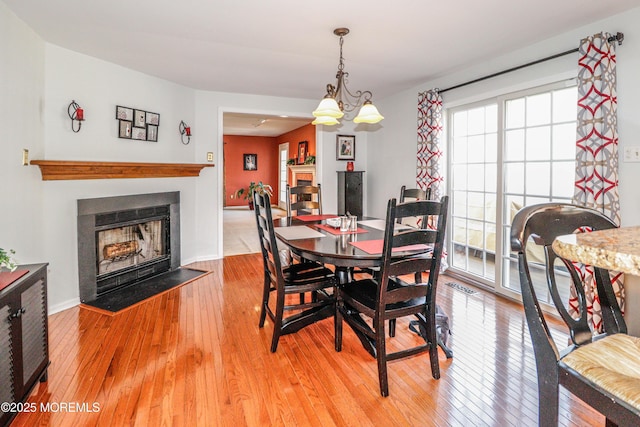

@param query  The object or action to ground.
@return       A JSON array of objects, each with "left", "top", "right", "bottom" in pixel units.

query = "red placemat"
[
  {"left": 349, "top": 240, "right": 431, "bottom": 255},
  {"left": 296, "top": 214, "right": 339, "bottom": 222},
  {"left": 315, "top": 224, "right": 369, "bottom": 235},
  {"left": 0, "top": 269, "right": 29, "bottom": 291}
]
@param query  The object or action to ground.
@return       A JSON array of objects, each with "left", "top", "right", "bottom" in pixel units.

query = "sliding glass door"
[{"left": 448, "top": 81, "right": 577, "bottom": 300}]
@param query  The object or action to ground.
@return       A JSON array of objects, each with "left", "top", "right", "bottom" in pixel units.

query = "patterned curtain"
[
  {"left": 570, "top": 32, "right": 623, "bottom": 332},
  {"left": 417, "top": 90, "right": 444, "bottom": 199}
]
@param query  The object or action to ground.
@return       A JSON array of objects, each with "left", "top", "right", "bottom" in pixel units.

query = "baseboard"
[{"left": 48, "top": 297, "right": 81, "bottom": 315}]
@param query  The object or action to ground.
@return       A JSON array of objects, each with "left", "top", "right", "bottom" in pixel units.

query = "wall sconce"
[
  {"left": 179, "top": 120, "right": 191, "bottom": 145},
  {"left": 67, "top": 100, "right": 84, "bottom": 133}
]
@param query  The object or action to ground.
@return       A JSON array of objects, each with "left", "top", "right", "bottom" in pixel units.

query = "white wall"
[
  {"left": 0, "top": 4, "right": 46, "bottom": 273},
  {"left": 369, "top": 7, "right": 640, "bottom": 224},
  {"left": 40, "top": 44, "right": 210, "bottom": 312}
]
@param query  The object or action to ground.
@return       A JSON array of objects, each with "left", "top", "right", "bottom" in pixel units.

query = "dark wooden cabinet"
[
  {"left": 0, "top": 263, "right": 49, "bottom": 427},
  {"left": 337, "top": 171, "right": 364, "bottom": 218}
]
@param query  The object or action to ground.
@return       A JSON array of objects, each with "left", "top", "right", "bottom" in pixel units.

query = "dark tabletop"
[{"left": 273, "top": 215, "right": 385, "bottom": 268}]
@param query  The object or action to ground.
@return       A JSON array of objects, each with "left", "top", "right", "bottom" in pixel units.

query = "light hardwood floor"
[{"left": 12, "top": 256, "right": 602, "bottom": 426}]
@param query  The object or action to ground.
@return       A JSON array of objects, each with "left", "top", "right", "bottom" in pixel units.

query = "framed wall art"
[
  {"left": 244, "top": 153, "right": 257, "bottom": 171},
  {"left": 336, "top": 135, "right": 355, "bottom": 160},
  {"left": 131, "top": 126, "right": 147, "bottom": 141},
  {"left": 147, "top": 125, "right": 158, "bottom": 142},
  {"left": 134, "top": 110, "right": 146, "bottom": 127},
  {"left": 119, "top": 120, "right": 132, "bottom": 139},
  {"left": 297, "top": 140, "right": 308, "bottom": 164},
  {"left": 116, "top": 106, "right": 134, "bottom": 121},
  {"left": 116, "top": 105, "right": 160, "bottom": 141}
]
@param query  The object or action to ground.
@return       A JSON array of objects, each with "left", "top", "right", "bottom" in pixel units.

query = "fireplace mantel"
[{"left": 30, "top": 160, "right": 214, "bottom": 180}]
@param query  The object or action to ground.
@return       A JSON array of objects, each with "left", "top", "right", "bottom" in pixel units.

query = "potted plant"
[
  {"left": 0, "top": 248, "right": 21, "bottom": 288},
  {"left": 0, "top": 248, "right": 17, "bottom": 272},
  {"left": 235, "top": 181, "right": 273, "bottom": 210}
]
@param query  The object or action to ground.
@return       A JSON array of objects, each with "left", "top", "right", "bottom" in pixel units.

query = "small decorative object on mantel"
[
  {"left": 297, "top": 140, "right": 308, "bottom": 164},
  {"left": 0, "top": 247, "right": 28, "bottom": 290},
  {"left": 336, "top": 134, "right": 355, "bottom": 160},
  {"left": 67, "top": 100, "right": 84, "bottom": 133},
  {"left": 116, "top": 105, "right": 160, "bottom": 142},
  {"left": 179, "top": 120, "right": 191, "bottom": 145}
]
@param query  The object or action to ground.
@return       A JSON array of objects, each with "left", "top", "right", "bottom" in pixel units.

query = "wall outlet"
[
  {"left": 207, "top": 152, "right": 214, "bottom": 162},
  {"left": 22, "top": 149, "right": 29, "bottom": 166},
  {"left": 624, "top": 146, "right": 640, "bottom": 162}
]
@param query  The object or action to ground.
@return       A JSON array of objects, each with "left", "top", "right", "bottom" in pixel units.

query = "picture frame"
[
  {"left": 147, "top": 124, "right": 158, "bottom": 142},
  {"left": 116, "top": 106, "right": 134, "bottom": 121},
  {"left": 119, "top": 120, "right": 132, "bottom": 139},
  {"left": 116, "top": 105, "right": 160, "bottom": 141},
  {"left": 146, "top": 112, "right": 160, "bottom": 126},
  {"left": 131, "top": 126, "right": 147, "bottom": 141},
  {"left": 243, "top": 153, "right": 257, "bottom": 171},
  {"left": 297, "top": 140, "right": 308, "bottom": 164},
  {"left": 134, "top": 110, "right": 146, "bottom": 128},
  {"left": 336, "top": 135, "right": 355, "bottom": 160}
]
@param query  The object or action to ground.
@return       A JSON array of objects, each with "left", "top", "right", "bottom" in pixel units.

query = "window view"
[
  {"left": 450, "top": 103, "right": 498, "bottom": 281},
  {"left": 449, "top": 82, "right": 578, "bottom": 302}
]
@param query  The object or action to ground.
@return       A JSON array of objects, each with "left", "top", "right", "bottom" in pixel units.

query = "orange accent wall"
[
  {"left": 224, "top": 135, "right": 279, "bottom": 206},
  {"left": 276, "top": 123, "right": 316, "bottom": 186}
]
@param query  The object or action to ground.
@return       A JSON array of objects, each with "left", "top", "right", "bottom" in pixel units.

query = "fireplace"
[{"left": 77, "top": 192, "right": 180, "bottom": 303}]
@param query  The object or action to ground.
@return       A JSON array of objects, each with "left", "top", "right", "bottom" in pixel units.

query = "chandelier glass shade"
[{"left": 312, "top": 28, "right": 383, "bottom": 126}]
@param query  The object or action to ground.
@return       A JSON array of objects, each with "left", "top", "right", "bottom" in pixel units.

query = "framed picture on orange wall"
[
  {"left": 243, "top": 153, "right": 257, "bottom": 171},
  {"left": 297, "top": 141, "right": 308, "bottom": 164}
]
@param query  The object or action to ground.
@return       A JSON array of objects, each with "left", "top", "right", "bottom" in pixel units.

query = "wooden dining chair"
[
  {"left": 335, "top": 196, "right": 449, "bottom": 397},
  {"left": 254, "top": 190, "right": 337, "bottom": 352},
  {"left": 511, "top": 203, "right": 640, "bottom": 426},
  {"left": 286, "top": 184, "right": 322, "bottom": 217},
  {"left": 397, "top": 185, "right": 431, "bottom": 227},
  {"left": 399, "top": 185, "right": 431, "bottom": 203}
]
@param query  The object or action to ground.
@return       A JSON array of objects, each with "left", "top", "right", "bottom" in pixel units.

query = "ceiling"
[
  {"left": 5, "top": 0, "right": 638, "bottom": 136},
  {"left": 223, "top": 112, "right": 311, "bottom": 137}
]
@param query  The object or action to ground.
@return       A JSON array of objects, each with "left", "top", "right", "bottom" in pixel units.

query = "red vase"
[{"left": 346, "top": 161, "right": 354, "bottom": 171}]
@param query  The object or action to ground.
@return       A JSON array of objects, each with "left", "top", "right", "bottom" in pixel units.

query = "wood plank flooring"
[{"left": 13, "top": 255, "right": 603, "bottom": 426}]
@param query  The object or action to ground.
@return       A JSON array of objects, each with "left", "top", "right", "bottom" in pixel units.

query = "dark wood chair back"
[
  {"left": 254, "top": 189, "right": 336, "bottom": 352},
  {"left": 399, "top": 185, "right": 431, "bottom": 202},
  {"left": 398, "top": 185, "right": 432, "bottom": 226},
  {"left": 336, "top": 196, "right": 448, "bottom": 396},
  {"left": 254, "top": 190, "right": 285, "bottom": 293},
  {"left": 286, "top": 184, "right": 322, "bottom": 217},
  {"left": 511, "top": 203, "right": 640, "bottom": 426}
]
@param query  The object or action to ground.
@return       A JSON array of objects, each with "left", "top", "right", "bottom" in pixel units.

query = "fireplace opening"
[
  {"left": 78, "top": 192, "right": 181, "bottom": 303},
  {"left": 95, "top": 206, "right": 170, "bottom": 296}
]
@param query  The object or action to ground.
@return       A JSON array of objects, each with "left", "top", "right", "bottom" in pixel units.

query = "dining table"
[
  {"left": 273, "top": 213, "right": 432, "bottom": 355},
  {"left": 552, "top": 226, "right": 640, "bottom": 336},
  {"left": 273, "top": 214, "right": 425, "bottom": 283}
]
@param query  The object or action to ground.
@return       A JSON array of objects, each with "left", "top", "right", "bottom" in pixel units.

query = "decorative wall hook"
[
  {"left": 68, "top": 100, "right": 84, "bottom": 133},
  {"left": 179, "top": 120, "right": 191, "bottom": 145}
]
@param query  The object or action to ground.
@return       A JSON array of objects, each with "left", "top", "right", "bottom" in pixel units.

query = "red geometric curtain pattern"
[
  {"left": 417, "top": 90, "right": 444, "bottom": 200},
  {"left": 569, "top": 32, "right": 624, "bottom": 331}
]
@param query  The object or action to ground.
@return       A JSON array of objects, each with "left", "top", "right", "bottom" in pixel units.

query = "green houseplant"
[
  {"left": 0, "top": 248, "right": 18, "bottom": 272},
  {"left": 235, "top": 181, "right": 273, "bottom": 210}
]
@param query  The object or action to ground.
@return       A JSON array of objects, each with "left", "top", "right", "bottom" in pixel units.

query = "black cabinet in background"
[{"left": 337, "top": 171, "right": 364, "bottom": 218}]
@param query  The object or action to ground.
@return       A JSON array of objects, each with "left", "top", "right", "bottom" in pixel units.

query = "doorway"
[{"left": 220, "top": 111, "right": 314, "bottom": 257}]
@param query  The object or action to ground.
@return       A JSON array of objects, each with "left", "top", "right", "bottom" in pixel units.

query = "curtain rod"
[{"left": 436, "top": 32, "right": 624, "bottom": 95}]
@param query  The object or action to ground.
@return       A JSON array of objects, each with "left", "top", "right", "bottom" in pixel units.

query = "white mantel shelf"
[
  {"left": 288, "top": 164, "right": 316, "bottom": 186},
  {"left": 30, "top": 160, "right": 215, "bottom": 180}
]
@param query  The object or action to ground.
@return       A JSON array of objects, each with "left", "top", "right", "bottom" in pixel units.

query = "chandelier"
[{"left": 312, "top": 28, "right": 384, "bottom": 126}]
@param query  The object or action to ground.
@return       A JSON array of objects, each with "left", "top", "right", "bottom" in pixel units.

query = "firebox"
[{"left": 77, "top": 192, "right": 181, "bottom": 303}]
